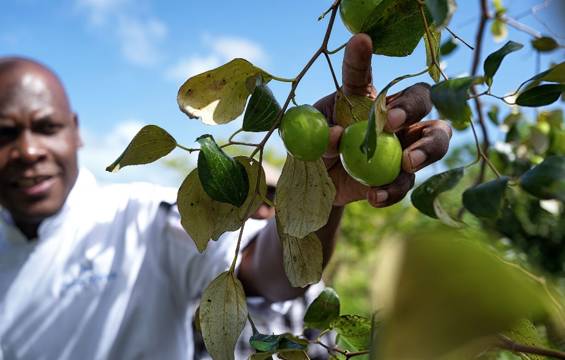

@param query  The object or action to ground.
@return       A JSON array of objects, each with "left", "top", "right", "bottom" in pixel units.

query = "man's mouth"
[{"left": 11, "top": 175, "right": 57, "bottom": 197}]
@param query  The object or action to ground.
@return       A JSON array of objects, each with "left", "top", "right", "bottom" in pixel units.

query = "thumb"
[{"left": 342, "top": 33, "right": 376, "bottom": 98}]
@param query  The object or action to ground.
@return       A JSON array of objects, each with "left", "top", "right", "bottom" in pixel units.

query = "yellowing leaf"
[
  {"left": 334, "top": 91, "right": 373, "bottom": 127},
  {"left": 276, "top": 157, "right": 336, "bottom": 239},
  {"left": 106, "top": 125, "right": 176, "bottom": 172},
  {"left": 424, "top": 27, "right": 442, "bottom": 83},
  {"left": 177, "top": 157, "right": 266, "bottom": 252},
  {"left": 200, "top": 271, "right": 247, "bottom": 360},
  {"left": 177, "top": 59, "right": 272, "bottom": 125},
  {"left": 278, "top": 222, "right": 323, "bottom": 288},
  {"left": 373, "top": 227, "right": 552, "bottom": 360}
]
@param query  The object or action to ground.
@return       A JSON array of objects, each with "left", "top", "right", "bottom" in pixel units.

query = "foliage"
[{"left": 107, "top": 0, "right": 565, "bottom": 358}]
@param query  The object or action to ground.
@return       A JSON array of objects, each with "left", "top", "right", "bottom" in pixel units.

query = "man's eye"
[
  {"left": 0, "top": 127, "right": 19, "bottom": 140},
  {"left": 35, "top": 122, "right": 63, "bottom": 134}
]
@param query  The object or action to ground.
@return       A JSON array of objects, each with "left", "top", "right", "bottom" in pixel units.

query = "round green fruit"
[
  {"left": 339, "top": 121, "right": 402, "bottom": 186},
  {"left": 280, "top": 105, "right": 330, "bottom": 161},
  {"left": 339, "top": 0, "right": 380, "bottom": 34}
]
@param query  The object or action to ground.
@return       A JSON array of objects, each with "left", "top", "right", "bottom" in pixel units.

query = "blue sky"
[{"left": 1, "top": 0, "right": 563, "bottom": 187}]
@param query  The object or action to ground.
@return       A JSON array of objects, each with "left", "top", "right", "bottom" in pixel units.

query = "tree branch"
[{"left": 497, "top": 335, "right": 565, "bottom": 359}]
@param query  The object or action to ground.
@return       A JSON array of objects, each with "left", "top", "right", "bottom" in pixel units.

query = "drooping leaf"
[
  {"left": 304, "top": 287, "right": 340, "bottom": 330},
  {"left": 334, "top": 91, "right": 373, "bottom": 127},
  {"left": 177, "top": 157, "right": 266, "bottom": 252},
  {"left": 483, "top": 41, "right": 523, "bottom": 87},
  {"left": 276, "top": 350, "right": 310, "bottom": 360},
  {"left": 440, "top": 37, "right": 458, "bottom": 57},
  {"left": 200, "top": 271, "right": 247, "bottom": 360},
  {"left": 424, "top": 27, "right": 442, "bottom": 83},
  {"left": 373, "top": 227, "right": 551, "bottom": 360},
  {"left": 523, "top": 61, "right": 565, "bottom": 84},
  {"left": 411, "top": 167, "right": 464, "bottom": 218},
  {"left": 197, "top": 135, "right": 249, "bottom": 207},
  {"left": 462, "top": 177, "right": 509, "bottom": 218},
  {"left": 431, "top": 77, "right": 475, "bottom": 128},
  {"left": 177, "top": 58, "right": 272, "bottom": 125},
  {"left": 278, "top": 223, "right": 323, "bottom": 288},
  {"left": 516, "top": 84, "right": 565, "bottom": 107},
  {"left": 425, "top": 0, "right": 456, "bottom": 29},
  {"left": 487, "top": 105, "right": 500, "bottom": 125},
  {"left": 531, "top": 36, "right": 559, "bottom": 52},
  {"left": 250, "top": 334, "right": 283, "bottom": 353},
  {"left": 242, "top": 83, "right": 281, "bottom": 132},
  {"left": 330, "top": 315, "right": 372, "bottom": 351},
  {"left": 491, "top": 19, "right": 508, "bottom": 42},
  {"left": 361, "top": 94, "right": 386, "bottom": 160},
  {"left": 106, "top": 125, "right": 176, "bottom": 172},
  {"left": 276, "top": 156, "right": 335, "bottom": 238},
  {"left": 520, "top": 155, "right": 565, "bottom": 201},
  {"left": 362, "top": 0, "right": 427, "bottom": 57}
]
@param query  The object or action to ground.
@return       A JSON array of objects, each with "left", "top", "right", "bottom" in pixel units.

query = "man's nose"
[{"left": 10, "top": 131, "right": 47, "bottom": 163}]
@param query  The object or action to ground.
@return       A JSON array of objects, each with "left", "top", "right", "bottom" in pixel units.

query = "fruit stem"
[{"left": 176, "top": 143, "right": 199, "bottom": 153}]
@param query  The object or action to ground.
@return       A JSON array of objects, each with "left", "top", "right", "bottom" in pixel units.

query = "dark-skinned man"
[{"left": 0, "top": 33, "right": 451, "bottom": 359}]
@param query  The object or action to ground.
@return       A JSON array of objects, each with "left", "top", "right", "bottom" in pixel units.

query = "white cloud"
[
  {"left": 166, "top": 55, "right": 221, "bottom": 83},
  {"left": 75, "top": 0, "right": 167, "bottom": 67},
  {"left": 117, "top": 17, "right": 167, "bottom": 66},
  {"left": 166, "top": 35, "right": 267, "bottom": 83},
  {"left": 79, "top": 120, "right": 188, "bottom": 187}
]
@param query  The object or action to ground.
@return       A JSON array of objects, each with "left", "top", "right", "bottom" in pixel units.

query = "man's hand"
[{"left": 315, "top": 34, "right": 452, "bottom": 208}]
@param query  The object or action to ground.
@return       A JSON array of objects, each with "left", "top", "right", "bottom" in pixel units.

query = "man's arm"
[{"left": 239, "top": 34, "right": 452, "bottom": 302}]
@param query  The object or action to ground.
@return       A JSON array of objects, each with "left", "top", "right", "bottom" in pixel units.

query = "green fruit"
[
  {"left": 339, "top": 121, "right": 402, "bottom": 186},
  {"left": 339, "top": 0, "right": 380, "bottom": 34},
  {"left": 280, "top": 105, "right": 330, "bottom": 161}
]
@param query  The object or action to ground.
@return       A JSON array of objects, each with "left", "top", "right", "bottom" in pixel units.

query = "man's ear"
[{"left": 73, "top": 113, "right": 84, "bottom": 148}]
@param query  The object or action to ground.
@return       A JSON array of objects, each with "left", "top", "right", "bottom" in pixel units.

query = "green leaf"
[
  {"left": 516, "top": 84, "right": 565, "bottom": 107},
  {"left": 277, "top": 334, "right": 309, "bottom": 351},
  {"left": 440, "top": 37, "right": 458, "bottom": 57},
  {"left": 278, "top": 223, "right": 323, "bottom": 288},
  {"left": 276, "top": 156, "right": 335, "bottom": 238},
  {"left": 277, "top": 350, "right": 310, "bottom": 360},
  {"left": 304, "top": 287, "right": 340, "bottom": 330},
  {"left": 177, "top": 157, "right": 266, "bottom": 252},
  {"left": 250, "top": 334, "right": 281, "bottom": 353},
  {"left": 106, "top": 125, "right": 176, "bottom": 172},
  {"left": 200, "top": 271, "right": 247, "bottom": 360},
  {"left": 491, "top": 19, "right": 508, "bottom": 42},
  {"left": 531, "top": 36, "right": 559, "bottom": 52},
  {"left": 334, "top": 91, "right": 373, "bottom": 128},
  {"left": 411, "top": 167, "right": 464, "bottom": 218},
  {"left": 362, "top": 0, "right": 427, "bottom": 57},
  {"left": 425, "top": 0, "right": 456, "bottom": 29},
  {"left": 197, "top": 135, "right": 249, "bottom": 207},
  {"left": 424, "top": 27, "right": 442, "bottom": 83},
  {"left": 431, "top": 77, "right": 475, "bottom": 128},
  {"left": 487, "top": 105, "right": 500, "bottom": 125},
  {"left": 177, "top": 58, "right": 272, "bottom": 125},
  {"left": 462, "top": 177, "right": 509, "bottom": 218},
  {"left": 483, "top": 41, "right": 523, "bottom": 87},
  {"left": 524, "top": 61, "right": 565, "bottom": 84},
  {"left": 520, "top": 155, "right": 565, "bottom": 201},
  {"left": 330, "top": 315, "right": 372, "bottom": 351},
  {"left": 361, "top": 94, "right": 386, "bottom": 160},
  {"left": 242, "top": 82, "right": 281, "bottom": 132},
  {"left": 373, "top": 227, "right": 551, "bottom": 360}
]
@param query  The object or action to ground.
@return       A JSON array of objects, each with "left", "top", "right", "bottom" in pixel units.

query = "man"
[{"left": 0, "top": 34, "right": 451, "bottom": 359}]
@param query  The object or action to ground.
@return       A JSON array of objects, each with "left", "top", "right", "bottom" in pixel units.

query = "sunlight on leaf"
[
  {"left": 411, "top": 167, "right": 464, "bottom": 218},
  {"left": 424, "top": 27, "right": 442, "bottom": 83},
  {"left": 177, "top": 58, "right": 272, "bottom": 125},
  {"left": 304, "top": 287, "right": 340, "bottom": 330}
]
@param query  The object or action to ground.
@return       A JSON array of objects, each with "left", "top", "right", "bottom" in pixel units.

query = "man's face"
[{"left": 0, "top": 65, "right": 80, "bottom": 226}]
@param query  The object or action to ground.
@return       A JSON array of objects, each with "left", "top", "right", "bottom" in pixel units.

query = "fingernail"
[
  {"left": 387, "top": 108, "right": 406, "bottom": 131},
  {"left": 408, "top": 149, "right": 427, "bottom": 170},
  {"left": 375, "top": 190, "right": 388, "bottom": 204}
]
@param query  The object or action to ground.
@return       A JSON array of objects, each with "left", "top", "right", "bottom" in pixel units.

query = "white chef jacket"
[{"left": 0, "top": 169, "right": 267, "bottom": 360}]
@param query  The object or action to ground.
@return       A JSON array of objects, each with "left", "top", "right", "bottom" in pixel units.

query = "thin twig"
[
  {"left": 499, "top": 14, "right": 542, "bottom": 38},
  {"left": 497, "top": 335, "right": 565, "bottom": 359},
  {"left": 446, "top": 26, "right": 475, "bottom": 50},
  {"left": 176, "top": 143, "right": 199, "bottom": 153},
  {"left": 323, "top": 51, "right": 341, "bottom": 92}
]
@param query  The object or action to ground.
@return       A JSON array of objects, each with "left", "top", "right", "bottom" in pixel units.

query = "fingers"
[
  {"left": 398, "top": 120, "right": 452, "bottom": 173},
  {"left": 342, "top": 34, "right": 376, "bottom": 98},
  {"left": 367, "top": 172, "right": 415, "bottom": 208},
  {"left": 324, "top": 125, "right": 343, "bottom": 159},
  {"left": 384, "top": 82, "right": 432, "bottom": 132}
]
